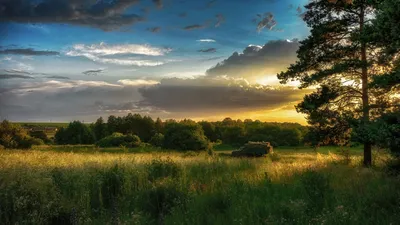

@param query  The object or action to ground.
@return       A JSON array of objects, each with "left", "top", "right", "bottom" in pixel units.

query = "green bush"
[
  {"left": 31, "top": 138, "right": 45, "bottom": 146},
  {"left": 163, "top": 121, "right": 209, "bottom": 151},
  {"left": 96, "top": 133, "right": 141, "bottom": 148},
  {"left": 149, "top": 133, "right": 164, "bottom": 147},
  {"left": 0, "top": 120, "right": 35, "bottom": 149},
  {"left": 29, "top": 130, "right": 51, "bottom": 144}
]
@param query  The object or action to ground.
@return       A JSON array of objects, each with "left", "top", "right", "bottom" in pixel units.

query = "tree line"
[{"left": 53, "top": 114, "right": 309, "bottom": 150}]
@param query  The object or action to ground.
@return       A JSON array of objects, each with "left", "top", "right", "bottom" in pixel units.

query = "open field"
[
  {"left": 15, "top": 122, "right": 69, "bottom": 127},
  {"left": 0, "top": 147, "right": 399, "bottom": 225}
]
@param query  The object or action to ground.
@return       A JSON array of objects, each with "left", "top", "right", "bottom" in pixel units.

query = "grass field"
[
  {"left": 15, "top": 122, "right": 69, "bottom": 128},
  {"left": 0, "top": 146, "right": 399, "bottom": 225}
]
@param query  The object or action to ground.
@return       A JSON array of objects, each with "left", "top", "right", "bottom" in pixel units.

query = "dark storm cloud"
[
  {"left": 152, "top": 0, "right": 163, "bottom": 9},
  {"left": 0, "top": 74, "right": 34, "bottom": 79},
  {"left": 83, "top": 69, "right": 104, "bottom": 76},
  {"left": 0, "top": 80, "right": 150, "bottom": 121},
  {"left": 147, "top": 27, "right": 161, "bottom": 33},
  {"left": 206, "top": 40, "right": 300, "bottom": 79},
  {"left": 138, "top": 77, "right": 308, "bottom": 113},
  {"left": 0, "top": 48, "right": 59, "bottom": 56},
  {"left": 183, "top": 24, "right": 205, "bottom": 30},
  {"left": 0, "top": 0, "right": 143, "bottom": 31},
  {"left": 198, "top": 48, "right": 217, "bottom": 53}
]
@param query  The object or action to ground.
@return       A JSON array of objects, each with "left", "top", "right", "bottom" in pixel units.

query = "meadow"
[{"left": 0, "top": 146, "right": 399, "bottom": 225}]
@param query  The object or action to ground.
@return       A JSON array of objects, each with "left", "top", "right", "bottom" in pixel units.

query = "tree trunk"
[{"left": 360, "top": 4, "right": 372, "bottom": 167}]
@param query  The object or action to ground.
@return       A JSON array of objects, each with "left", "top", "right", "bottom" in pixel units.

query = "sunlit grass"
[{"left": 0, "top": 146, "right": 398, "bottom": 224}]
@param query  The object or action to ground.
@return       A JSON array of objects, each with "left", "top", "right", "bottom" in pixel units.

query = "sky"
[{"left": 0, "top": 0, "right": 312, "bottom": 123}]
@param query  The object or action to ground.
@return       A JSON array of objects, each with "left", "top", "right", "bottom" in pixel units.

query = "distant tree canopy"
[
  {"left": 54, "top": 121, "right": 95, "bottom": 145},
  {"left": 96, "top": 133, "right": 141, "bottom": 148},
  {"left": 50, "top": 114, "right": 310, "bottom": 149},
  {"left": 107, "top": 114, "right": 155, "bottom": 142}
]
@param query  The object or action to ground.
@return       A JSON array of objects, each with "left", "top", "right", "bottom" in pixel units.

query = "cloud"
[
  {"left": 0, "top": 0, "right": 144, "bottom": 31},
  {"left": 183, "top": 24, "right": 205, "bottom": 30},
  {"left": 117, "top": 79, "right": 160, "bottom": 86},
  {"left": 0, "top": 74, "right": 34, "bottom": 79},
  {"left": 147, "top": 27, "right": 161, "bottom": 33},
  {"left": 215, "top": 14, "right": 225, "bottom": 27},
  {"left": 138, "top": 76, "right": 309, "bottom": 114},
  {"left": 66, "top": 42, "right": 171, "bottom": 67},
  {"left": 4, "top": 69, "right": 32, "bottom": 75},
  {"left": 199, "top": 56, "right": 225, "bottom": 62},
  {"left": 0, "top": 48, "right": 59, "bottom": 56},
  {"left": 206, "top": 40, "right": 300, "bottom": 82},
  {"left": 197, "top": 39, "right": 216, "bottom": 43},
  {"left": 152, "top": 0, "right": 163, "bottom": 9},
  {"left": 254, "top": 12, "right": 277, "bottom": 32},
  {"left": 198, "top": 48, "right": 217, "bottom": 53},
  {"left": 83, "top": 69, "right": 104, "bottom": 76},
  {"left": 67, "top": 42, "right": 171, "bottom": 57},
  {"left": 46, "top": 76, "right": 70, "bottom": 80},
  {"left": 0, "top": 79, "right": 155, "bottom": 121}
]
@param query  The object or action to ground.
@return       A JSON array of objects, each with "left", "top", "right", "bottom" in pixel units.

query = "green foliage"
[
  {"left": 163, "top": 120, "right": 209, "bottom": 151},
  {"left": 146, "top": 158, "right": 182, "bottom": 181},
  {"left": 199, "top": 121, "right": 218, "bottom": 142},
  {"left": 0, "top": 120, "right": 36, "bottom": 149},
  {"left": 300, "top": 170, "right": 331, "bottom": 213},
  {"left": 28, "top": 130, "right": 51, "bottom": 144},
  {"left": 1, "top": 148, "right": 400, "bottom": 224},
  {"left": 149, "top": 133, "right": 164, "bottom": 147},
  {"left": 276, "top": 0, "right": 399, "bottom": 165},
  {"left": 106, "top": 114, "right": 155, "bottom": 142},
  {"left": 92, "top": 117, "right": 108, "bottom": 141},
  {"left": 138, "top": 184, "right": 188, "bottom": 221},
  {"left": 54, "top": 121, "right": 95, "bottom": 145},
  {"left": 96, "top": 133, "right": 141, "bottom": 148}
]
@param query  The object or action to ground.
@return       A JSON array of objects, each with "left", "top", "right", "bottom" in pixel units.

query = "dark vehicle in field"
[{"left": 232, "top": 142, "right": 273, "bottom": 157}]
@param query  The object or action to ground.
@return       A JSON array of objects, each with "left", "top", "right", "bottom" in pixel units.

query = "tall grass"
[{"left": 0, "top": 148, "right": 398, "bottom": 224}]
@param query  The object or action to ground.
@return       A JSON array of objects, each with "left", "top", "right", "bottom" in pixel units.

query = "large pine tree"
[{"left": 278, "top": 0, "right": 396, "bottom": 166}]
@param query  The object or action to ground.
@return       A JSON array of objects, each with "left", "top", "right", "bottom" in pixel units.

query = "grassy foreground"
[{"left": 0, "top": 147, "right": 399, "bottom": 225}]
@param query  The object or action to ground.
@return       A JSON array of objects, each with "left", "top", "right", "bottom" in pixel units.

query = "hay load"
[{"left": 231, "top": 141, "right": 273, "bottom": 157}]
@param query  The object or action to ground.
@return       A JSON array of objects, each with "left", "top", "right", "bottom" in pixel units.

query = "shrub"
[
  {"left": 29, "top": 130, "right": 51, "bottom": 144},
  {"left": 146, "top": 158, "right": 182, "bottom": 181},
  {"left": 163, "top": 121, "right": 209, "bottom": 151},
  {"left": 149, "top": 133, "right": 164, "bottom": 147},
  {"left": 0, "top": 120, "right": 34, "bottom": 149},
  {"left": 96, "top": 133, "right": 141, "bottom": 148},
  {"left": 31, "top": 138, "right": 45, "bottom": 146}
]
